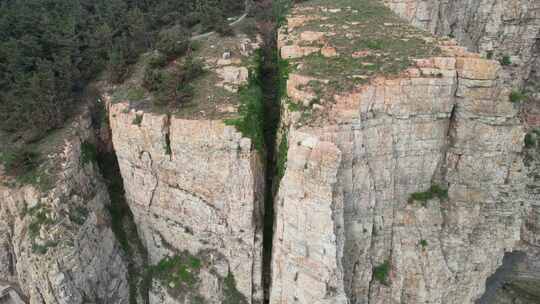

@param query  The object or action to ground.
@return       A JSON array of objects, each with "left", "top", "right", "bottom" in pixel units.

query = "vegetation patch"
[
  {"left": 24, "top": 204, "right": 59, "bottom": 254},
  {"left": 500, "top": 55, "right": 512, "bottom": 66},
  {"left": 80, "top": 142, "right": 98, "bottom": 165},
  {"left": 509, "top": 90, "right": 527, "bottom": 103},
  {"left": 290, "top": 0, "right": 441, "bottom": 95},
  {"left": 525, "top": 129, "right": 540, "bottom": 149},
  {"left": 419, "top": 239, "right": 428, "bottom": 248},
  {"left": 276, "top": 132, "right": 289, "bottom": 181},
  {"left": 69, "top": 206, "right": 89, "bottom": 226},
  {"left": 132, "top": 114, "right": 144, "bottom": 126},
  {"left": 224, "top": 54, "right": 265, "bottom": 152},
  {"left": 112, "top": 87, "right": 146, "bottom": 104},
  {"left": 373, "top": 260, "right": 390, "bottom": 285},
  {"left": 145, "top": 252, "right": 207, "bottom": 301},
  {"left": 408, "top": 184, "right": 448, "bottom": 205}
]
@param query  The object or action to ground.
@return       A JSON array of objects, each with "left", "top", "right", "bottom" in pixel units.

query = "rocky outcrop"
[
  {"left": 383, "top": 0, "right": 540, "bottom": 85},
  {"left": 108, "top": 102, "right": 264, "bottom": 303},
  {"left": 0, "top": 111, "right": 129, "bottom": 304},
  {"left": 270, "top": 2, "right": 535, "bottom": 303}
]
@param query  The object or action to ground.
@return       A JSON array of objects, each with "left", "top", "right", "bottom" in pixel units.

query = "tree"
[
  {"left": 156, "top": 25, "right": 191, "bottom": 59},
  {"left": 107, "top": 45, "right": 128, "bottom": 84}
]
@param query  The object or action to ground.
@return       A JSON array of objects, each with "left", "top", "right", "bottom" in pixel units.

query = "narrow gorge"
[{"left": 0, "top": 0, "right": 539, "bottom": 304}]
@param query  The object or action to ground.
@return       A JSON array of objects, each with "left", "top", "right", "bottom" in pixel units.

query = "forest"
[{"left": 0, "top": 0, "right": 245, "bottom": 139}]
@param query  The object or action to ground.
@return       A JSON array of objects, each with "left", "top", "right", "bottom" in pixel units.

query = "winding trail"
[{"left": 190, "top": 0, "right": 249, "bottom": 41}]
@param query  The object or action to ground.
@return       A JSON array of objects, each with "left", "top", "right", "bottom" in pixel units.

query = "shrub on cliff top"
[{"left": 156, "top": 25, "right": 191, "bottom": 60}]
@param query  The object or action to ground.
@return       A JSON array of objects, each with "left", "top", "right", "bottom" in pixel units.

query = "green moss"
[
  {"left": 409, "top": 184, "right": 448, "bottom": 205},
  {"left": 509, "top": 90, "right": 526, "bottom": 103},
  {"left": 373, "top": 260, "right": 390, "bottom": 285}
]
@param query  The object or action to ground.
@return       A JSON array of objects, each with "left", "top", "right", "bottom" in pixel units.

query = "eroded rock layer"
[
  {"left": 0, "top": 111, "right": 129, "bottom": 304},
  {"left": 270, "top": 2, "right": 536, "bottom": 303},
  {"left": 383, "top": 0, "right": 540, "bottom": 84}
]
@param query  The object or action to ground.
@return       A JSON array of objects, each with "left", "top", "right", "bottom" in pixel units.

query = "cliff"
[
  {"left": 0, "top": 110, "right": 129, "bottom": 304},
  {"left": 105, "top": 32, "right": 265, "bottom": 304},
  {"left": 383, "top": 0, "right": 540, "bottom": 85},
  {"left": 1, "top": 1, "right": 539, "bottom": 303},
  {"left": 270, "top": 1, "right": 537, "bottom": 303}
]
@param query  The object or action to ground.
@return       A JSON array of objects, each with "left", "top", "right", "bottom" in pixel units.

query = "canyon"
[{"left": 0, "top": 0, "right": 539, "bottom": 304}]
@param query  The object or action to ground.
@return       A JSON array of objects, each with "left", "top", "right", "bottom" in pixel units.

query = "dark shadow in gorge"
[
  {"left": 476, "top": 251, "right": 526, "bottom": 304},
  {"left": 256, "top": 2, "right": 282, "bottom": 300},
  {"left": 90, "top": 102, "right": 150, "bottom": 304}
]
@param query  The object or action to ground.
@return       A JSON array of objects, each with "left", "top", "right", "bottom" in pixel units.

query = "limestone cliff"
[
  {"left": 383, "top": 0, "right": 540, "bottom": 85},
  {"left": 270, "top": 1, "right": 537, "bottom": 303},
  {"left": 105, "top": 33, "right": 265, "bottom": 304},
  {"left": 0, "top": 110, "right": 129, "bottom": 304}
]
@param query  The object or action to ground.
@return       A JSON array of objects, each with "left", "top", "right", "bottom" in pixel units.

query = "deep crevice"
[
  {"left": 258, "top": 1, "right": 288, "bottom": 300},
  {"left": 93, "top": 104, "right": 150, "bottom": 304},
  {"left": 260, "top": 30, "right": 281, "bottom": 304}
]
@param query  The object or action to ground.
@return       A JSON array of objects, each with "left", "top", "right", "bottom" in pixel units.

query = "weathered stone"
[
  {"left": 108, "top": 103, "right": 264, "bottom": 304},
  {"left": 0, "top": 111, "right": 129, "bottom": 304}
]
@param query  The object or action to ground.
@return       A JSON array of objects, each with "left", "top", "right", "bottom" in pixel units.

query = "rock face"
[
  {"left": 270, "top": 2, "right": 537, "bottom": 303},
  {"left": 383, "top": 0, "right": 540, "bottom": 84},
  {"left": 108, "top": 102, "right": 264, "bottom": 303},
  {"left": 0, "top": 111, "right": 129, "bottom": 304}
]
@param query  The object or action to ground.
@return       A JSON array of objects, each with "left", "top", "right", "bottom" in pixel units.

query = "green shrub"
[
  {"left": 373, "top": 260, "right": 390, "bottom": 285},
  {"left": 132, "top": 114, "right": 143, "bottom": 126},
  {"left": 143, "top": 67, "right": 165, "bottom": 92},
  {"left": 486, "top": 51, "right": 494, "bottom": 60},
  {"left": 509, "top": 90, "right": 526, "bottom": 103},
  {"left": 156, "top": 25, "right": 190, "bottom": 59},
  {"left": 69, "top": 206, "right": 89, "bottom": 225},
  {"left": 32, "top": 240, "right": 58, "bottom": 254},
  {"left": 108, "top": 46, "right": 129, "bottom": 84},
  {"left": 419, "top": 239, "right": 428, "bottom": 248},
  {"left": 276, "top": 133, "right": 289, "bottom": 180},
  {"left": 111, "top": 87, "right": 145, "bottom": 103},
  {"left": 149, "top": 253, "right": 202, "bottom": 289},
  {"left": 27, "top": 206, "right": 55, "bottom": 239},
  {"left": 500, "top": 55, "right": 512, "bottom": 66},
  {"left": 1, "top": 148, "right": 39, "bottom": 178},
  {"left": 80, "top": 141, "right": 97, "bottom": 165},
  {"left": 224, "top": 55, "right": 264, "bottom": 152},
  {"left": 147, "top": 52, "right": 168, "bottom": 69},
  {"left": 150, "top": 57, "right": 204, "bottom": 106},
  {"left": 365, "top": 39, "right": 384, "bottom": 50},
  {"left": 525, "top": 133, "right": 537, "bottom": 148},
  {"left": 409, "top": 184, "right": 448, "bottom": 204}
]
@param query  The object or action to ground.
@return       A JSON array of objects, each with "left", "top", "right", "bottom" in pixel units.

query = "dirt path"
[{"left": 191, "top": 0, "right": 249, "bottom": 41}]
